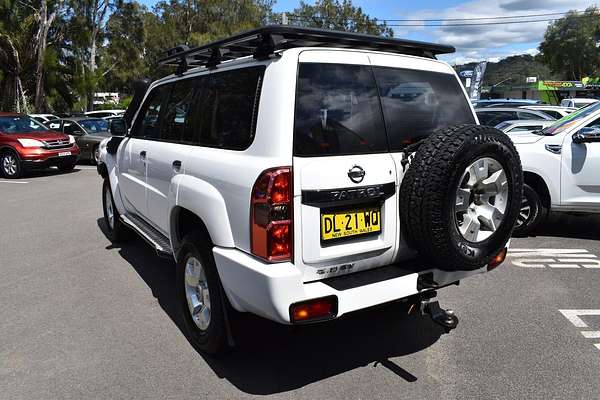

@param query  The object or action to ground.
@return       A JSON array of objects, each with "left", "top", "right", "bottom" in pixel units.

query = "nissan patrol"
[{"left": 98, "top": 26, "right": 523, "bottom": 354}]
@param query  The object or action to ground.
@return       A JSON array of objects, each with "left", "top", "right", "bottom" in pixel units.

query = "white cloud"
[{"left": 396, "top": 0, "right": 596, "bottom": 63}]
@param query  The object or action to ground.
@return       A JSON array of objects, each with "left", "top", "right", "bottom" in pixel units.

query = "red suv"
[{"left": 0, "top": 112, "right": 80, "bottom": 178}]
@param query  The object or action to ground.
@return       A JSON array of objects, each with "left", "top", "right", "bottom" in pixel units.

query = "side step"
[{"left": 121, "top": 213, "right": 173, "bottom": 258}]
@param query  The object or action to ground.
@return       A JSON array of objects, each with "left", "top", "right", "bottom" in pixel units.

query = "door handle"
[
  {"left": 172, "top": 160, "right": 182, "bottom": 172},
  {"left": 139, "top": 151, "right": 146, "bottom": 162}
]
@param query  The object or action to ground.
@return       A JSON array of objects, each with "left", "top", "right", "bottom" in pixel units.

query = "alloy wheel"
[
  {"left": 455, "top": 157, "right": 509, "bottom": 243},
  {"left": 184, "top": 256, "right": 211, "bottom": 331},
  {"left": 2, "top": 154, "right": 18, "bottom": 176}
]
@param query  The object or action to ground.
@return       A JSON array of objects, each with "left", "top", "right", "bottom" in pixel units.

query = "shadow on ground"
[
  {"left": 97, "top": 218, "right": 444, "bottom": 395},
  {"left": 532, "top": 212, "right": 600, "bottom": 241},
  {"left": 0, "top": 166, "right": 82, "bottom": 181}
]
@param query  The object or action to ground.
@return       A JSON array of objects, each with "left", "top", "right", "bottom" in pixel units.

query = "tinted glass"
[
  {"left": 510, "top": 125, "right": 542, "bottom": 132},
  {"left": 476, "top": 111, "right": 517, "bottom": 126},
  {"left": 517, "top": 111, "right": 546, "bottom": 120},
  {"left": 197, "top": 67, "right": 264, "bottom": 150},
  {"left": 0, "top": 116, "right": 47, "bottom": 134},
  {"left": 63, "top": 122, "right": 81, "bottom": 135},
  {"left": 160, "top": 80, "right": 195, "bottom": 142},
  {"left": 294, "top": 63, "right": 387, "bottom": 156},
  {"left": 80, "top": 119, "right": 110, "bottom": 133},
  {"left": 373, "top": 67, "right": 475, "bottom": 149},
  {"left": 132, "top": 85, "right": 169, "bottom": 139}
]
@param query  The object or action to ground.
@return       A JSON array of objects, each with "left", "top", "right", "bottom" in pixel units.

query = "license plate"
[
  {"left": 58, "top": 152, "right": 71, "bottom": 157},
  {"left": 321, "top": 207, "right": 381, "bottom": 241}
]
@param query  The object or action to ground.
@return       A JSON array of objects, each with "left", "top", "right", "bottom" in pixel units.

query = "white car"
[
  {"left": 513, "top": 102, "right": 600, "bottom": 235},
  {"left": 84, "top": 109, "right": 125, "bottom": 118},
  {"left": 29, "top": 113, "right": 59, "bottom": 123},
  {"left": 97, "top": 26, "right": 522, "bottom": 354},
  {"left": 560, "top": 98, "right": 598, "bottom": 108},
  {"left": 519, "top": 105, "right": 576, "bottom": 119},
  {"left": 495, "top": 120, "right": 555, "bottom": 135}
]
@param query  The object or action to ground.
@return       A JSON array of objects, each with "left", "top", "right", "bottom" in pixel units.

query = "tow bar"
[{"left": 417, "top": 291, "right": 459, "bottom": 333}]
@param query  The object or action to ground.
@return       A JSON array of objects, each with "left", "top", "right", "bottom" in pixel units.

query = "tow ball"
[{"left": 417, "top": 292, "right": 459, "bottom": 333}]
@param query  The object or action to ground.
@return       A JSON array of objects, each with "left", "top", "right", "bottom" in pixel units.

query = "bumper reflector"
[
  {"left": 488, "top": 247, "right": 508, "bottom": 270},
  {"left": 290, "top": 296, "right": 338, "bottom": 323}
]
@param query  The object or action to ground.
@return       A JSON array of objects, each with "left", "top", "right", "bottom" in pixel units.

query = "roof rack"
[{"left": 158, "top": 25, "right": 455, "bottom": 73}]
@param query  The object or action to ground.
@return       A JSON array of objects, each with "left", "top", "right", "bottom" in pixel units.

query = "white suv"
[
  {"left": 512, "top": 102, "right": 600, "bottom": 236},
  {"left": 98, "top": 26, "right": 522, "bottom": 354}
]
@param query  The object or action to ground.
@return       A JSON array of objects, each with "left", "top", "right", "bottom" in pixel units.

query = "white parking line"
[
  {"left": 0, "top": 180, "right": 29, "bottom": 184},
  {"left": 581, "top": 331, "right": 600, "bottom": 339},
  {"left": 508, "top": 249, "right": 600, "bottom": 268},
  {"left": 77, "top": 166, "right": 97, "bottom": 170}
]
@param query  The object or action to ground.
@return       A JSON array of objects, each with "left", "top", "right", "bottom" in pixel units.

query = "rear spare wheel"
[{"left": 400, "top": 124, "right": 522, "bottom": 271}]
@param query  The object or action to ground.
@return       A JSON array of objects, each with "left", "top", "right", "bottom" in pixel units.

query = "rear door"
[{"left": 293, "top": 52, "right": 398, "bottom": 282}]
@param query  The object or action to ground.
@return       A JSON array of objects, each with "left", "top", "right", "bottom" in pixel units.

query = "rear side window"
[
  {"left": 197, "top": 67, "right": 264, "bottom": 150},
  {"left": 294, "top": 63, "right": 388, "bottom": 156},
  {"left": 373, "top": 67, "right": 475, "bottom": 150}
]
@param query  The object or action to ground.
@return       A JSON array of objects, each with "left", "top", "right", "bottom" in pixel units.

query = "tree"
[
  {"left": 539, "top": 7, "right": 600, "bottom": 80},
  {"left": 287, "top": 0, "right": 393, "bottom": 37}
]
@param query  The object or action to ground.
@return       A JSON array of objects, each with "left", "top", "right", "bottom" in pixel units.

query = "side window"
[
  {"left": 63, "top": 122, "right": 80, "bottom": 135},
  {"left": 197, "top": 67, "right": 265, "bottom": 150},
  {"left": 131, "top": 85, "right": 169, "bottom": 139},
  {"left": 518, "top": 111, "right": 545, "bottom": 120},
  {"left": 48, "top": 121, "right": 61, "bottom": 130},
  {"left": 160, "top": 80, "right": 195, "bottom": 142}
]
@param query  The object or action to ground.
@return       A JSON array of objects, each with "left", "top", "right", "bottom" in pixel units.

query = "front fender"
[
  {"left": 172, "top": 174, "right": 235, "bottom": 249},
  {"left": 98, "top": 137, "right": 126, "bottom": 214}
]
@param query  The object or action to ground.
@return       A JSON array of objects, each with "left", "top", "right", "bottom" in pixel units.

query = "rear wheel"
[
  {"left": 1, "top": 150, "right": 22, "bottom": 179},
  {"left": 513, "top": 183, "right": 547, "bottom": 237},
  {"left": 400, "top": 124, "right": 523, "bottom": 270},
  {"left": 176, "top": 231, "right": 229, "bottom": 355}
]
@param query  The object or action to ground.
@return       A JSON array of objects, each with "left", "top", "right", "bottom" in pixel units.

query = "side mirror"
[
  {"left": 109, "top": 118, "right": 127, "bottom": 136},
  {"left": 573, "top": 127, "right": 600, "bottom": 144}
]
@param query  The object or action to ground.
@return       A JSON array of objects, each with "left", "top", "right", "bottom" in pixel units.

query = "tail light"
[{"left": 251, "top": 167, "right": 293, "bottom": 262}]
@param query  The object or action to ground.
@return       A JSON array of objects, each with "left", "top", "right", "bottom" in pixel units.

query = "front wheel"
[
  {"left": 93, "top": 146, "right": 100, "bottom": 164},
  {"left": 58, "top": 160, "right": 77, "bottom": 172},
  {"left": 1, "top": 151, "right": 23, "bottom": 179},
  {"left": 102, "top": 179, "right": 129, "bottom": 242},
  {"left": 176, "top": 231, "right": 229, "bottom": 355},
  {"left": 513, "top": 184, "right": 547, "bottom": 237}
]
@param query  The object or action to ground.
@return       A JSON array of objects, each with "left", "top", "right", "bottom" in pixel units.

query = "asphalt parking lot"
[{"left": 2, "top": 167, "right": 600, "bottom": 399}]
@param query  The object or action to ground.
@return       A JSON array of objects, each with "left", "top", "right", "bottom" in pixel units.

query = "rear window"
[
  {"left": 476, "top": 111, "right": 517, "bottom": 127},
  {"left": 373, "top": 67, "right": 475, "bottom": 150},
  {"left": 294, "top": 63, "right": 388, "bottom": 156},
  {"left": 294, "top": 63, "right": 475, "bottom": 156}
]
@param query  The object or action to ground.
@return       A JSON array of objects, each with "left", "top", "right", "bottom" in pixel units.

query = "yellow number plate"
[{"left": 320, "top": 208, "right": 381, "bottom": 241}]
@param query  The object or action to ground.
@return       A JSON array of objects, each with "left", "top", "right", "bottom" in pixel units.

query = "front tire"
[
  {"left": 58, "top": 160, "right": 77, "bottom": 172},
  {"left": 513, "top": 183, "right": 547, "bottom": 237},
  {"left": 1, "top": 150, "right": 23, "bottom": 179},
  {"left": 102, "top": 179, "right": 128, "bottom": 242},
  {"left": 92, "top": 146, "right": 100, "bottom": 164},
  {"left": 176, "top": 231, "right": 229, "bottom": 355}
]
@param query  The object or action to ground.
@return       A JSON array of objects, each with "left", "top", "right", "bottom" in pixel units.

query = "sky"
[{"left": 141, "top": 0, "right": 599, "bottom": 65}]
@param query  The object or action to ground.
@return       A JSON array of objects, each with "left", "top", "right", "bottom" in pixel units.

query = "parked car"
[
  {"left": 84, "top": 109, "right": 125, "bottom": 118},
  {"left": 476, "top": 107, "right": 555, "bottom": 127},
  {"left": 472, "top": 99, "right": 541, "bottom": 108},
  {"left": 48, "top": 117, "right": 112, "bottom": 163},
  {"left": 0, "top": 113, "right": 80, "bottom": 178},
  {"left": 97, "top": 26, "right": 522, "bottom": 354},
  {"left": 560, "top": 98, "right": 598, "bottom": 108},
  {"left": 512, "top": 102, "right": 600, "bottom": 235},
  {"left": 29, "top": 113, "right": 59, "bottom": 124},
  {"left": 519, "top": 105, "right": 577, "bottom": 119},
  {"left": 495, "top": 120, "right": 555, "bottom": 135}
]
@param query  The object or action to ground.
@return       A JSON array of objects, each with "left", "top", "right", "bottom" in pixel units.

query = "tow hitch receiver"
[{"left": 421, "top": 298, "right": 459, "bottom": 333}]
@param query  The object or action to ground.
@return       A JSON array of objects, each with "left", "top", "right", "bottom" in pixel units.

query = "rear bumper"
[{"left": 213, "top": 247, "right": 489, "bottom": 324}]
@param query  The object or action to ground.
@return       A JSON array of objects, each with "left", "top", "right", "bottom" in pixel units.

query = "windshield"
[
  {"left": 0, "top": 116, "right": 47, "bottom": 134},
  {"left": 541, "top": 102, "right": 600, "bottom": 136},
  {"left": 79, "top": 119, "right": 110, "bottom": 134}
]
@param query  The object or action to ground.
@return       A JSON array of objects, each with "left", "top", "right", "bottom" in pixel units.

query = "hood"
[
  {"left": 508, "top": 132, "right": 545, "bottom": 145},
  {"left": 4, "top": 130, "right": 69, "bottom": 142}
]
